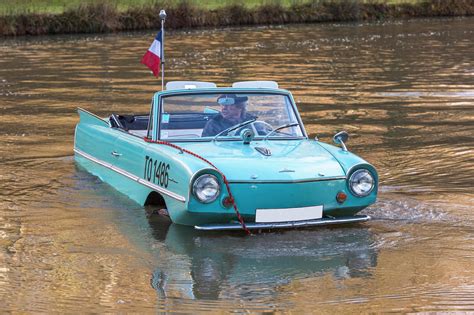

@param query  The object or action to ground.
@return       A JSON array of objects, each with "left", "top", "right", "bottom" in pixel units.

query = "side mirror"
[{"left": 333, "top": 131, "right": 349, "bottom": 151}]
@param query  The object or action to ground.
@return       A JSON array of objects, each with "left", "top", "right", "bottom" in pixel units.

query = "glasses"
[{"left": 221, "top": 104, "right": 243, "bottom": 111}]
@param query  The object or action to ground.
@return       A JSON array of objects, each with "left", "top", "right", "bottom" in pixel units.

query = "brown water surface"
[{"left": 1, "top": 18, "right": 473, "bottom": 312}]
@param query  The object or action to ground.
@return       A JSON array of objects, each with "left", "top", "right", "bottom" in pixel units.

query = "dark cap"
[{"left": 217, "top": 94, "right": 248, "bottom": 106}]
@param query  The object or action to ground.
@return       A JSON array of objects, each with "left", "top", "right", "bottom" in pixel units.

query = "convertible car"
[{"left": 74, "top": 81, "right": 377, "bottom": 231}]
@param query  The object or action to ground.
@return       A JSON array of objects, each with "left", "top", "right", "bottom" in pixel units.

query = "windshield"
[{"left": 159, "top": 93, "right": 304, "bottom": 141}]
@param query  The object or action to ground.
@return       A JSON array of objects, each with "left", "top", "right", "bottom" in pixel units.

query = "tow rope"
[{"left": 144, "top": 137, "right": 251, "bottom": 235}]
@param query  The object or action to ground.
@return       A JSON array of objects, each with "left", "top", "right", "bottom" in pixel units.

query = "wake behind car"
[{"left": 74, "top": 81, "right": 378, "bottom": 232}]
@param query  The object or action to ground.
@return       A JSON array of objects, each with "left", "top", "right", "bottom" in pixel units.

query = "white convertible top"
[
  {"left": 166, "top": 81, "right": 217, "bottom": 90},
  {"left": 165, "top": 80, "right": 279, "bottom": 90},
  {"left": 232, "top": 81, "right": 278, "bottom": 89}
]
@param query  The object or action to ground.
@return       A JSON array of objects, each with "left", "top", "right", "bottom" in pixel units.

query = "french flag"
[{"left": 141, "top": 31, "right": 162, "bottom": 77}]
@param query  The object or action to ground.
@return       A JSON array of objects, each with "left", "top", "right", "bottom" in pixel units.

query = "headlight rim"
[
  {"left": 192, "top": 174, "right": 221, "bottom": 203},
  {"left": 348, "top": 169, "right": 375, "bottom": 197}
]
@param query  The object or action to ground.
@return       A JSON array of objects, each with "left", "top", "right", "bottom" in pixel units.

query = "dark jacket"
[{"left": 201, "top": 113, "right": 254, "bottom": 137}]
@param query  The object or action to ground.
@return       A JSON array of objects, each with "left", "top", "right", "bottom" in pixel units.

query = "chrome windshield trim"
[
  {"left": 157, "top": 90, "right": 307, "bottom": 141},
  {"left": 195, "top": 215, "right": 371, "bottom": 231},
  {"left": 74, "top": 148, "right": 186, "bottom": 203},
  {"left": 228, "top": 176, "right": 346, "bottom": 184}
]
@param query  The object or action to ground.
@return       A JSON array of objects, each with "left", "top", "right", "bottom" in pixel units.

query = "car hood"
[{"left": 175, "top": 140, "right": 346, "bottom": 182}]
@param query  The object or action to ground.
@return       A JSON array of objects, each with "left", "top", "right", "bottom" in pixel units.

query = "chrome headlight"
[
  {"left": 349, "top": 169, "right": 374, "bottom": 197},
  {"left": 192, "top": 174, "right": 220, "bottom": 203}
]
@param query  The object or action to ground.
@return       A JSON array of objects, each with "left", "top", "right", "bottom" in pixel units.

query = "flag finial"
[{"left": 159, "top": 10, "right": 167, "bottom": 20}]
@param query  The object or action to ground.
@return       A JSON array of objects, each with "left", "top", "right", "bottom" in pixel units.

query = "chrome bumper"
[{"left": 194, "top": 215, "right": 371, "bottom": 231}]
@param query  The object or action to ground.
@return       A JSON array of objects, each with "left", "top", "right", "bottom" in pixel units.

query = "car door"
[
  {"left": 74, "top": 111, "right": 119, "bottom": 167},
  {"left": 110, "top": 97, "right": 156, "bottom": 183},
  {"left": 111, "top": 132, "right": 146, "bottom": 180}
]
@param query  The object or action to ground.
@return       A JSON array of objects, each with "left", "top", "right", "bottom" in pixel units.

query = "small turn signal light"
[
  {"left": 222, "top": 196, "right": 234, "bottom": 208},
  {"left": 336, "top": 191, "right": 347, "bottom": 204}
]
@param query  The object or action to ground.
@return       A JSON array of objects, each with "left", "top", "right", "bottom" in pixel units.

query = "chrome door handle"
[{"left": 111, "top": 151, "right": 122, "bottom": 157}]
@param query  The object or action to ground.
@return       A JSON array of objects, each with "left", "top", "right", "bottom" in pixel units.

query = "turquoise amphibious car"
[{"left": 74, "top": 81, "right": 377, "bottom": 231}]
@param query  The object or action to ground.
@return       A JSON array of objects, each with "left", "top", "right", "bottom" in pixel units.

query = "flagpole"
[{"left": 159, "top": 10, "right": 166, "bottom": 91}]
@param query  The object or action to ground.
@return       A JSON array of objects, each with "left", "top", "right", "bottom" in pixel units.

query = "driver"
[{"left": 201, "top": 94, "right": 255, "bottom": 137}]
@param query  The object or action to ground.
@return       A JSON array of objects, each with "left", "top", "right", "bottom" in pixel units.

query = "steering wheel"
[
  {"left": 251, "top": 120, "right": 273, "bottom": 136},
  {"left": 227, "top": 120, "right": 272, "bottom": 137}
]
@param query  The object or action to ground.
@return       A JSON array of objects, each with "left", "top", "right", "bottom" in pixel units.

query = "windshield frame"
[{"left": 153, "top": 88, "right": 308, "bottom": 142}]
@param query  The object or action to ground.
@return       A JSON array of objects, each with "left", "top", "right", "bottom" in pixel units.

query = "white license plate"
[{"left": 255, "top": 205, "right": 323, "bottom": 223}]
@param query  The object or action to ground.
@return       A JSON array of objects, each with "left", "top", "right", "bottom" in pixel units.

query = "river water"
[{"left": 1, "top": 18, "right": 473, "bottom": 312}]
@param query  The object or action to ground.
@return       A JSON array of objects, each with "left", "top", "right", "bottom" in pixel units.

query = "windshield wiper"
[
  {"left": 263, "top": 122, "right": 300, "bottom": 141},
  {"left": 212, "top": 118, "right": 257, "bottom": 141}
]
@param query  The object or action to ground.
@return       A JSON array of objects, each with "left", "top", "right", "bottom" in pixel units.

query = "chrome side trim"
[
  {"left": 74, "top": 148, "right": 186, "bottom": 203},
  {"left": 228, "top": 176, "right": 346, "bottom": 184},
  {"left": 195, "top": 215, "right": 371, "bottom": 231}
]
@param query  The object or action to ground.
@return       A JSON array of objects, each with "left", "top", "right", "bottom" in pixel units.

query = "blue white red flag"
[{"left": 141, "top": 31, "right": 162, "bottom": 76}]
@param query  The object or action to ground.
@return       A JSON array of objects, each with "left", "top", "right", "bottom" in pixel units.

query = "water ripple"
[{"left": 0, "top": 17, "right": 473, "bottom": 312}]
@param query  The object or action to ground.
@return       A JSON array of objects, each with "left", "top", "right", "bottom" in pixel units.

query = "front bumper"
[{"left": 194, "top": 215, "right": 370, "bottom": 231}]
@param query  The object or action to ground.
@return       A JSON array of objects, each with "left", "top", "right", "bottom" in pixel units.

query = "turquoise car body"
[{"left": 74, "top": 86, "right": 378, "bottom": 230}]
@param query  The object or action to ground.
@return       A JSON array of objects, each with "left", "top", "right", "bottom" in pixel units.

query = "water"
[{"left": 1, "top": 18, "right": 473, "bottom": 312}]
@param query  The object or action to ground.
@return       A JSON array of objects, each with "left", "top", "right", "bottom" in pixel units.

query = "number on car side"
[{"left": 144, "top": 155, "right": 170, "bottom": 188}]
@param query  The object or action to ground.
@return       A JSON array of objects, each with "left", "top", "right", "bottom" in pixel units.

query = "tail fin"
[{"left": 77, "top": 107, "right": 109, "bottom": 127}]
